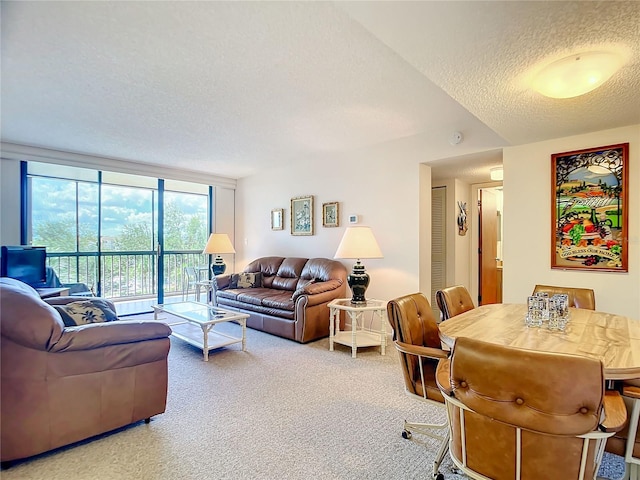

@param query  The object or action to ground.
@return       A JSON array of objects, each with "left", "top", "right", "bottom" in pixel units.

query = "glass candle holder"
[{"left": 526, "top": 295, "right": 542, "bottom": 327}]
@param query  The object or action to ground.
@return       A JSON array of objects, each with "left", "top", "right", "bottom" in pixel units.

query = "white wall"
[
  {"left": 235, "top": 149, "right": 427, "bottom": 303},
  {"left": 503, "top": 124, "right": 640, "bottom": 318},
  {"left": 453, "top": 179, "right": 471, "bottom": 290}
]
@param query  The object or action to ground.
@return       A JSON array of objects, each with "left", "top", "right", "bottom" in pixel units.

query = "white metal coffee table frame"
[{"left": 152, "top": 301, "right": 248, "bottom": 361}]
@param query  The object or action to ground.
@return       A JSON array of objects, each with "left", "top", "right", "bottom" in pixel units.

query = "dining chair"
[
  {"left": 436, "top": 336, "right": 627, "bottom": 480},
  {"left": 435, "top": 285, "right": 475, "bottom": 321},
  {"left": 532, "top": 284, "right": 596, "bottom": 310},
  {"left": 605, "top": 379, "right": 640, "bottom": 480},
  {"left": 386, "top": 292, "right": 449, "bottom": 480}
]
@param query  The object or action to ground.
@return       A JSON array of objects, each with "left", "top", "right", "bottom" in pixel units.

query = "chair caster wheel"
[
  {"left": 401, "top": 430, "right": 412, "bottom": 439},
  {"left": 433, "top": 474, "right": 444, "bottom": 480}
]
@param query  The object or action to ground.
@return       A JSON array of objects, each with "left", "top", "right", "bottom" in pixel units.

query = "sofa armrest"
[
  {"left": 49, "top": 321, "right": 172, "bottom": 353},
  {"left": 216, "top": 274, "right": 232, "bottom": 289},
  {"left": 298, "top": 280, "right": 345, "bottom": 306},
  {"left": 305, "top": 279, "right": 342, "bottom": 295}
]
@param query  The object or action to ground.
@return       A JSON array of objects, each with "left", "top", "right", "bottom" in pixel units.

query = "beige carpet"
[{"left": 1, "top": 314, "right": 626, "bottom": 480}]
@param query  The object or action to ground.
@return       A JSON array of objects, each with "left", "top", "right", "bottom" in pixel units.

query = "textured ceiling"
[
  {"left": 2, "top": 1, "right": 639, "bottom": 182},
  {"left": 341, "top": 1, "right": 640, "bottom": 145}
]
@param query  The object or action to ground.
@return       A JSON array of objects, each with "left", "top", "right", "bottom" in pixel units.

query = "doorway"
[{"left": 471, "top": 185, "right": 503, "bottom": 305}]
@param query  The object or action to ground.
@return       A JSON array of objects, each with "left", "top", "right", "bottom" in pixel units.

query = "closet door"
[{"left": 431, "top": 186, "right": 446, "bottom": 320}]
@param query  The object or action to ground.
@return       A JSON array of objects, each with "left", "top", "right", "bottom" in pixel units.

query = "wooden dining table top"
[{"left": 438, "top": 303, "right": 640, "bottom": 380}]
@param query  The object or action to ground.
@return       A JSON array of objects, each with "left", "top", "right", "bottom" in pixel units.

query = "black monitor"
[{"left": 1, "top": 246, "right": 47, "bottom": 288}]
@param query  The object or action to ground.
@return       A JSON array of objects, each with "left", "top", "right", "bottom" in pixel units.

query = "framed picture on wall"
[
  {"left": 551, "top": 143, "right": 628, "bottom": 272},
  {"left": 290, "top": 195, "right": 314, "bottom": 236},
  {"left": 271, "top": 208, "right": 284, "bottom": 231},
  {"left": 322, "top": 202, "right": 339, "bottom": 227}
]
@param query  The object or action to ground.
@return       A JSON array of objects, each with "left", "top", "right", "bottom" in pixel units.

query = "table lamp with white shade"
[
  {"left": 203, "top": 233, "right": 236, "bottom": 275},
  {"left": 334, "top": 226, "right": 383, "bottom": 304}
]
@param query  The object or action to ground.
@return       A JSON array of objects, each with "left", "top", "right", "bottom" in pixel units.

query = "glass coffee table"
[{"left": 152, "top": 301, "right": 248, "bottom": 361}]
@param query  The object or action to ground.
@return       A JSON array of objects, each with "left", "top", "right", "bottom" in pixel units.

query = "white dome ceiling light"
[
  {"left": 490, "top": 167, "right": 503, "bottom": 181},
  {"left": 531, "top": 51, "right": 624, "bottom": 99}
]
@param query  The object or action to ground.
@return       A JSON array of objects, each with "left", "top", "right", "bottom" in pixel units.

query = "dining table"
[{"left": 438, "top": 303, "right": 640, "bottom": 381}]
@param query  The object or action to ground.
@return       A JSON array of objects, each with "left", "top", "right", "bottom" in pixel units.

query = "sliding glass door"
[
  {"left": 29, "top": 164, "right": 100, "bottom": 293},
  {"left": 161, "top": 180, "right": 211, "bottom": 306},
  {"left": 100, "top": 173, "right": 158, "bottom": 311}
]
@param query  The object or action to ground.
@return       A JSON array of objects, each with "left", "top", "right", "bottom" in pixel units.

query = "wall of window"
[
  {"left": 21, "top": 161, "right": 218, "bottom": 303},
  {"left": 0, "top": 148, "right": 235, "bottom": 308}
]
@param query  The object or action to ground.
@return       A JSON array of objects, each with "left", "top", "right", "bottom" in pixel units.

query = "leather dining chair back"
[
  {"left": 532, "top": 284, "right": 595, "bottom": 310},
  {"left": 386, "top": 292, "right": 449, "bottom": 480},
  {"left": 436, "top": 337, "right": 626, "bottom": 480},
  {"left": 435, "top": 285, "right": 475, "bottom": 321}
]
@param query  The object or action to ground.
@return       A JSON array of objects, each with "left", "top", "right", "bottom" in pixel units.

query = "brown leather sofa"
[
  {"left": 0, "top": 277, "right": 172, "bottom": 464},
  {"left": 532, "top": 284, "right": 596, "bottom": 310},
  {"left": 215, "top": 257, "right": 347, "bottom": 343}
]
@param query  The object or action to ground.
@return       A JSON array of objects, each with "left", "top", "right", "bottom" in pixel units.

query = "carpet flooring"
[{"left": 1, "top": 314, "right": 627, "bottom": 480}]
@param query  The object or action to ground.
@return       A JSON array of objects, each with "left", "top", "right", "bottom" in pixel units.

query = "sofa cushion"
[
  {"left": 242, "top": 257, "right": 285, "bottom": 289},
  {"left": 53, "top": 299, "right": 118, "bottom": 327},
  {"left": 229, "top": 272, "right": 262, "bottom": 289},
  {"left": 270, "top": 258, "right": 308, "bottom": 291},
  {"left": 261, "top": 291, "right": 296, "bottom": 310},
  {"left": 216, "top": 298, "right": 296, "bottom": 320}
]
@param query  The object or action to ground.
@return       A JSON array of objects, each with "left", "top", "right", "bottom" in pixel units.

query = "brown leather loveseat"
[
  {"left": 0, "top": 277, "right": 172, "bottom": 464},
  {"left": 215, "top": 257, "right": 347, "bottom": 343}
]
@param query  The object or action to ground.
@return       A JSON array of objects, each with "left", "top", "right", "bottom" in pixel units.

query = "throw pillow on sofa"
[
  {"left": 53, "top": 299, "right": 118, "bottom": 327},
  {"left": 229, "top": 272, "right": 262, "bottom": 289}
]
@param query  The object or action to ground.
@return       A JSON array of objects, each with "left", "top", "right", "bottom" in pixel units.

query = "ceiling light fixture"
[
  {"left": 531, "top": 51, "right": 623, "bottom": 99},
  {"left": 490, "top": 167, "right": 503, "bottom": 181}
]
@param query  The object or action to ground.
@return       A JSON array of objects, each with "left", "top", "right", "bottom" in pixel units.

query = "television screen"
[{"left": 1, "top": 246, "right": 47, "bottom": 288}]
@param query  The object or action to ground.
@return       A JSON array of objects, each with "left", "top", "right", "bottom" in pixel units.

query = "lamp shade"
[
  {"left": 202, "top": 233, "right": 236, "bottom": 255},
  {"left": 334, "top": 226, "right": 383, "bottom": 260},
  {"left": 334, "top": 227, "right": 382, "bottom": 304},
  {"left": 203, "top": 233, "right": 236, "bottom": 275}
]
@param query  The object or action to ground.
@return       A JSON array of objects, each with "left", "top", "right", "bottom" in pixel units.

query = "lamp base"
[
  {"left": 211, "top": 256, "right": 227, "bottom": 276},
  {"left": 347, "top": 260, "right": 370, "bottom": 305}
]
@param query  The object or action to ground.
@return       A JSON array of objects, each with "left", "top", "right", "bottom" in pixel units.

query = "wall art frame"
[
  {"left": 290, "top": 195, "right": 314, "bottom": 236},
  {"left": 551, "top": 143, "right": 628, "bottom": 272},
  {"left": 271, "top": 208, "right": 284, "bottom": 231},
  {"left": 322, "top": 201, "right": 339, "bottom": 227}
]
